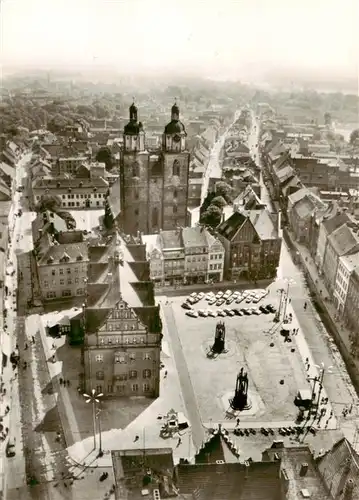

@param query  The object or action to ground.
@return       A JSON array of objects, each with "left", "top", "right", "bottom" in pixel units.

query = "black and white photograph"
[{"left": 0, "top": 0, "right": 358, "bottom": 498}]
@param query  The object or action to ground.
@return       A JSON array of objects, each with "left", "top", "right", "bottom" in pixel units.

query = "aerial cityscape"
[{"left": 0, "top": 1, "right": 359, "bottom": 499}]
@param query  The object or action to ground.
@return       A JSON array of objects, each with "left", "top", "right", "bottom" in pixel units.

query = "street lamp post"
[
  {"left": 315, "top": 362, "right": 333, "bottom": 413},
  {"left": 83, "top": 389, "right": 103, "bottom": 451},
  {"left": 96, "top": 404, "right": 103, "bottom": 457}
]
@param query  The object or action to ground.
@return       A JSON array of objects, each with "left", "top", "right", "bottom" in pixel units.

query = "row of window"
[
  {"left": 99, "top": 335, "right": 146, "bottom": 345},
  {"left": 94, "top": 383, "right": 151, "bottom": 393},
  {"left": 95, "top": 352, "right": 151, "bottom": 362},
  {"left": 210, "top": 253, "right": 223, "bottom": 260},
  {"left": 209, "top": 263, "right": 222, "bottom": 270},
  {"left": 43, "top": 277, "right": 83, "bottom": 287},
  {"left": 62, "top": 201, "right": 104, "bottom": 207},
  {"left": 46, "top": 289, "right": 84, "bottom": 299},
  {"left": 96, "top": 369, "right": 151, "bottom": 380},
  {"left": 62, "top": 193, "right": 105, "bottom": 199}
]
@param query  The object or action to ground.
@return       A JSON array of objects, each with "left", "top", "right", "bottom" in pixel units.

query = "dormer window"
[
  {"left": 68, "top": 188, "right": 72, "bottom": 193},
  {"left": 76, "top": 255, "right": 83, "bottom": 261},
  {"left": 47, "top": 256, "right": 54, "bottom": 264},
  {"left": 57, "top": 182, "right": 60, "bottom": 188}
]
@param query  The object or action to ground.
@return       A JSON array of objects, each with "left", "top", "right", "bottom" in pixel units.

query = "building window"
[
  {"left": 143, "top": 383, "right": 150, "bottom": 392},
  {"left": 173, "top": 189, "right": 178, "bottom": 199},
  {"left": 108, "top": 385, "right": 113, "bottom": 393},
  {"left": 132, "top": 384, "right": 139, "bottom": 392},
  {"left": 62, "top": 290, "right": 71, "bottom": 297},
  {"left": 96, "top": 371, "right": 104, "bottom": 380},
  {"left": 143, "top": 369, "right": 151, "bottom": 379},
  {"left": 129, "top": 370, "right": 137, "bottom": 379},
  {"left": 132, "top": 162, "right": 139, "bottom": 177},
  {"left": 46, "top": 291, "right": 56, "bottom": 298},
  {"left": 67, "top": 268, "right": 71, "bottom": 274},
  {"left": 59, "top": 268, "right": 64, "bottom": 275},
  {"left": 44, "top": 280, "right": 49, "bottom": 288},
  {"left": 95, "top": 355, "right": 104, "bottom": 362},
  {"left": 173, "top": 205, "right": 177, "bottom": 214},
  {"left": 96, "top": 385, "right": 102, "bottom": 393},
  {"left": 67, "top": 279, "right": 72, "bottom": 285},
  {"left": 172, "top": 159, "right": 180, "bottom": 176},
  {"left": 116, "top": 385, "right": 125, "bottom": 392},
  {"left": 76, "top": 288, "right": 84, "bottom": 295},
  {"left": 129, "top": 353, "right": 136, "bottom": 361},
  {"left": 143, "top": 353, "right": 151, "bottom": 360},
  {"left": 51, "top": 270, "right": 56, "bottom": 276},
  {"left": 60, "top": 279, "right": 65, "bottom": 285},
  {"left": 152, "top": 207, "right": 159, "bottom": 228}
]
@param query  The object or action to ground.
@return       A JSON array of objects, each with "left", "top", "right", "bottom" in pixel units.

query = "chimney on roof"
[{"left": 299, "top": 463, "right": 309, "bottom": 477}]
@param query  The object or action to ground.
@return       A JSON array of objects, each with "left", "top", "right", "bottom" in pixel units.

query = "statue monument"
[
  {"left": 211, "top": 321, "right": 226, "bottom": 354},
  {"left": 229, "top": 367, "right": 252, "bottom": 411}
]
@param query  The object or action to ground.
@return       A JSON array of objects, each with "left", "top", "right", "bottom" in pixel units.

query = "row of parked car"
[
  {"left": 184, "top": 288, "right": 269, "bottom": 308},
  {"left": 183, "top": 303, "right": 276, "bottom": 318},
  {"left": 181, "top": 289, "right": 276, "bottom": 318},
  {"left": 233, "top": 426, "right": 315, "bottom": 437}
]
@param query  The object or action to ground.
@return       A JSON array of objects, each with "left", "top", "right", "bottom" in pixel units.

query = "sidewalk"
[{"left": 284, "top": 228, "right": 359, "bottom": 392}]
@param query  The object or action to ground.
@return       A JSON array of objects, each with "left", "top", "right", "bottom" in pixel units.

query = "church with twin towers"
[{"left": 119, "top": 101, "right": 190, "bottom": 236}]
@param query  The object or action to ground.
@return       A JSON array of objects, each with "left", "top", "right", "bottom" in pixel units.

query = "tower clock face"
[{"left": 173, "top": 134, "right": 181, "bottom": 143}]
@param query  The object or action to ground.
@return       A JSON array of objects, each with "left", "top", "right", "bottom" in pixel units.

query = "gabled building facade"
[
  {"left": 81, "top": 234, "right": 162, "bottom": 398},
  {"left": 321, "top": 223, "right": 359, "bottom": 294},
  {"left": 217, "top": 209, "right": 281, "bottom": 281}
]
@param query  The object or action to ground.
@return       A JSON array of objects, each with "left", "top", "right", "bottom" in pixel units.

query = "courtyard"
[{"left": 169, "top": 289, "right": 323, "bottom": 425}]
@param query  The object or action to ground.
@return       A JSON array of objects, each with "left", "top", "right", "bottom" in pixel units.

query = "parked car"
[
  {"left": 198, "top": 309, "right": 208, "bottom": 317},
  {"left": 241, "top": 308, "right": 251, "bottom": 315},
  {"left": 232, "top": 308, "right": 243, "bottom": 316},
  {"left": 265, "top": 304, "right": 276, "bottom": 313},
  {"left": 226, "top": 296, "right": 235, "bottom": 305},
  {"left": 189, "top": 292, "right": 197, "bottom": 299},
  {"left": 251, "top": 308, "right": 261, "bottom": 315},
  {"left": 197, "top": 292, "right": 205, "bottom": 301},
  {"left": 252, "top": 295, "right": 261, "bottom": 303},
  {"left": 186, "top": 310, "right": 199, "bottom": 318},
  {"left": 216, "top": 291, "right": 224, "bottom": 299},
  {"left": 208, "top": 309, "right": 217, "bottom": 317},
  {"left": 216, "top": 298, "right": 225, "bottom": 306},
  {"left": 181, "top": 302, "right": 192, "bottom": 310},
  {"left": 217, "top": 309, "right": 226, "bottom": 317},
  {"left": 6, "top": 443, "right": 15, "bottom": 458},
  {"left": 187, "top": 297, "right": 196, "bottom": 305},
  {"left": 235, "top": 295, "right": 244, "bottom": 304},
  {"left": 223, "top": 289, "right": 232, "bottom": 299},
  {"left": 208, "top": 299, "right": 217, "bottom": 306},
  {"left": 205, "top": 292, "right": 215, "bottom": 301},
  {"left": 259, "top": 305, "right": 270, "bottom": 314}
]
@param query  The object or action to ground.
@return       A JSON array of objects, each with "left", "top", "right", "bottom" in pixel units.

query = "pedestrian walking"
[
  {"left": 177, "top": 437, "right": 182, "bottom": 447},
  {"left": 164, "top": 371, "right": 167, "bottom": 378},
  {"left": 236, "top": 418, "right": 240, "bottom": 426},
  {"left": 31, "top": 336, "right": 35, "bottom": 344},
  {"left": 59, "top": 378, "right": 63, "bottom": 386},
  {"left": 134, "top": 435, "right": 139, "bottom": 442},
  {"left": 304, "top": 302, "right": 307, "bottom": 310},
  {"left": 52, "top": 355, "right": 55, "bottom": 363},
  {"left": 24, "top": 343, "right": 28, "bottom": 350},
  {"left": 23, "top": 361, "right": 27, "bottom": 370}
]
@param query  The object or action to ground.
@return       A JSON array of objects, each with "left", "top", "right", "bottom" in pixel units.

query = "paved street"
[
  {"left": 161, "top": 303, "right": 206, "bottom": 451},
  {"left": 200, "top": 109, "right": 241, "bottom": 205}
]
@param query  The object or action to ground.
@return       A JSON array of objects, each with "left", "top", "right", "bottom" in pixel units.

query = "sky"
[{"left": 1, "top": 0, "right": 358, "bottom": 80}]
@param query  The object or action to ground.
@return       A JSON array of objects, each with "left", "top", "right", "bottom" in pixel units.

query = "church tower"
[
  {"left": 120, "top": 102, "right": 149, "bottom": 235},
  {"left": 159, "top": 102, "right": 189, "bottom": 230}
]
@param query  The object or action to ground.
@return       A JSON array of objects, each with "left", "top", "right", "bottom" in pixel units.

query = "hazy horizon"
[{"left": 1, "top": 0, "right": 358, "bottom": 84}]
